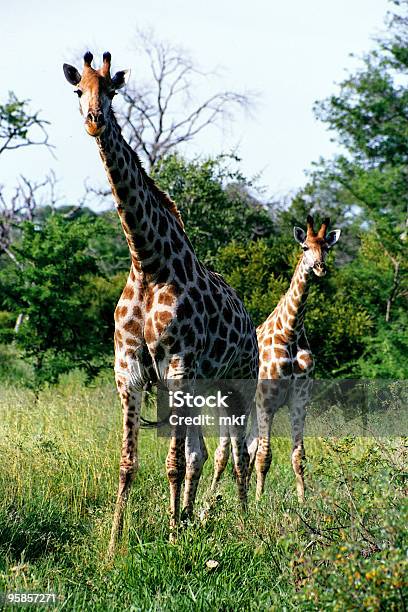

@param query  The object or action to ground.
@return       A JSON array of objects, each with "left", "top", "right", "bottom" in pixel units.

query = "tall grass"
[{"left": 0, "top": 374, "right": 406, "bottom": 610}]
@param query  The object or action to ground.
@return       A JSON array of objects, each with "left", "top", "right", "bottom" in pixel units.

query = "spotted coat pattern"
[
  {"left": 63, "top": 52, "right": 258, "bottom": 554},
  {"left": 247, "top": 216, "right": 341, "bottom": 501}
]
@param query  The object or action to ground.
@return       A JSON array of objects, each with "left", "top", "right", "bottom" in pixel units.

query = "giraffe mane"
[
  {"left": 141, "top": 167, "right": 185, "bottom": 229},
  {"left": 108, "top": 109, "right": 184, "bottom": 229}
]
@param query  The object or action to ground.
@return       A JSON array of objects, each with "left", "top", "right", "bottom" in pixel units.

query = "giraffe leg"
[
  {"left": 255, "top": 436, "right": 272, "bottom": 500},
  {"left": 182, "top": 428, "right": 208, "bottom": 521},
  {"left": 164, "top": 364, "right": 196, "bottom": 539},
  {"left": 289, "top": 379, "right": 310, "bottom": 503},
  {"left": 254, "top": 387, "right": 273, "bottom": 500},
  {"left": 166, "top": 433, "right": 186, "bottom": 539},
  {"left": 254, "top": 380, "right": 287, "bottom": 499},
  {"left": 211, "top": 436, "right": 230, "bottom": 492},
  {"left": 108, "top": 384, "right": 141, "bottom": 558},
  {"left": 230, "top": 433, "right": 250, "bottom": 510},
  {"left": 230, "top": 385, "right": 256, "bottom": 509}
]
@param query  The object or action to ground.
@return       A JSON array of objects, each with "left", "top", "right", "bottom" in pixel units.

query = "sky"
[{"left": 1, "top": 0, "right": 391, "bottom": 208}]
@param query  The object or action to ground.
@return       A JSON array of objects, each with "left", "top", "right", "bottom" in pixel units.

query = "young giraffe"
[
  {"left": 63, "top": 52, "right": 258, "bottom": 555},
  {"left": 249, "top": 215, "right": 341, "bottom": 501}
]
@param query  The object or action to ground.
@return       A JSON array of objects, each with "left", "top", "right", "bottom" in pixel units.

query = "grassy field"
[{"left": 0, "top": 373, "right": 407, "bottom": 611}]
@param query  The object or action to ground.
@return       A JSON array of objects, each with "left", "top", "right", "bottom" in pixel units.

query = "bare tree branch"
[
  {"left": 0, "top": 173, "right": 59, "bottom": 261},
  {"left": 115, "top": 30, "right": 256, "bottom": 170}
]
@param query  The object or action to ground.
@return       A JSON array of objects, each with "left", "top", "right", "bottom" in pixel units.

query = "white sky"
[{"left": 1, "top": 0, "right": 390, "bottom": 207}]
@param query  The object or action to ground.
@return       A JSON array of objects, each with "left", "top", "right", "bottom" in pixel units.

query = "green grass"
[{"left": 0, "top": 374, "right": 407, "bottom": 611}]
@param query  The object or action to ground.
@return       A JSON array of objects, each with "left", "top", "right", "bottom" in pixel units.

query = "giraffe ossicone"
[{"left": 63, "top": 51, "right": 259, "bottom": 556}]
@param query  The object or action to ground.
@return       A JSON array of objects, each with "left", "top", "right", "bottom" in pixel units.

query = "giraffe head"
[
  {"left": 63, "top": 52, "right": 130, "bottom": 137},
  {"left": 293, "top": 215, "right": 341, "bottom": 277}
]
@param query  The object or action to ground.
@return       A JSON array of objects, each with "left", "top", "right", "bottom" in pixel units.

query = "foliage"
[
  {"left": 0, "top": 311, "right": 15, "bottom": 344},
  {"left": 357, "top": 321, "right": 408, "bottom": 379},
  {"left": 0, "top": 216, "right": 112, "bottom": 387},
  {"left": 152, "top": 153, "right": 274, "bottom": 263}
]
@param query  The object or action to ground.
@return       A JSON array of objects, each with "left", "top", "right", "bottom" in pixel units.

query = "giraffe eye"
[
  {"left": 74, "top": 89, "right": 83, "bottom": 98},
  {"left": 302, "top": 245, "right": 309, "bottom": 251}
]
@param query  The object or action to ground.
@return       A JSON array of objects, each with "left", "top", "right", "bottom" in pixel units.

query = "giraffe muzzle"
[
  {"left": 85, "top": 112, "right": 106, "bottom": 137},
  {"left": 313, "top": 262, "right": 326, "bottom": 277}
]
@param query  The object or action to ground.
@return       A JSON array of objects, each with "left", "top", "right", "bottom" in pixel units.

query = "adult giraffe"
[
  {"left": 250, "top": 215, "right": 341, "bottom": 501},
  {"left": 63, "top": 52, "right": 258, "bottom": 555}
]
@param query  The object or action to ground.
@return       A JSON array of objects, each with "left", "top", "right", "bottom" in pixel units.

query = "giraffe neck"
[
  {"left": 96, "top": 110, "right": 191, "bottom": 281},
  {"left": 280, "top": 256, "right": 311, "bottom": 337}
]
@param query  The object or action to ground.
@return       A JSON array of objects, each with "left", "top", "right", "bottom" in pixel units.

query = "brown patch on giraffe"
[
  {"left": 144, "top": 318, "right": 155, "bottom": 344},
  {"left": 125, "top": 348, "right": 137, "bottom": 360},
  {"left": 155, "top": 310, "right": 173, "bottom": 334},
  {"left": 122, "top": 285, "right": 134, "bottom": 300},
  {"left": 133, "top": 305, "right": 142, "bottom": 319},
  {"left": 114, "top": 331, "right": 124, "bottom": 349},
  {"left": 126, "top": 337, "right": 139, "bottom": 347},
  {"left": 281, "top": 311, "right": 289, "bottom": 325},
  {"left": 287, "top": 301, "right": 296, "bottom": 316},
  {"left": 159, "top": 311, "right": 172, "bottom": 325},
  {"left": 145, "top": 287, "right": 154, "bottom": 312},
  {"left": 275, "top": 348, "right": 290, "bottom": 359},
  {"left": 296, "top": 354, "right": 313, "bottom": 372},
  {"left": 171, "top": 356, "right": 181, "bottom": 370},
  {"left": 260, "top": 366, "right": 269, "bottom": 379},
  {"left": 275, "top": 317, "right": 283, "bottom": 330},
  {"left": 123, "top": 319, "right": 142, "bottom": 336},
  {"left": 116, "top": 380, "right": 126, "bottom": 392},
  {"left": 158, "top": 288, "right": 177, "bottom": 306},
  {"left": 132, "top": 259, "right": 142, "bottom": 273},
  {"left": 115, "top": 305, "right": 128, "bottom": 320},
  {"left": 119, "top": 360, "right": 128, "bottom": 369},
  {"left": 263, "top": 336, "right": 272, "bottom": 347},
  {"left": 274, "top": 333, "right": 288, "bottom": 346}
]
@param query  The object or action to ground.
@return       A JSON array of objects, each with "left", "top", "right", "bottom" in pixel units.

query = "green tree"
[
  {"left": 152, "top": 153, "right": 274, "bottom": 263},
  {"left": 0, "top": 215, "right": 112, "bottom": 387},
  {"left": 283, "top": 0, "right": 408, "bottom": 377}
]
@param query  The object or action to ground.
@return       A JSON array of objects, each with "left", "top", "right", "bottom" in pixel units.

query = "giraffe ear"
[
  {"left": 63, "top": 63, "right": 81, "bottom": 86},
  {"left": 326, "top": 229, "right": 341, "bottom": 248},
  {"left": 111, "top": 69, "right": 131, "bottom": 90},
  {"left": 294, "top": 226, "right": 306, "bottom": 245}
]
